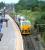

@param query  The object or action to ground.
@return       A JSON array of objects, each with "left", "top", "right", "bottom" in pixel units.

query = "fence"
[{"left": 36, "top": 24, "right": 45, "bottom": 32}]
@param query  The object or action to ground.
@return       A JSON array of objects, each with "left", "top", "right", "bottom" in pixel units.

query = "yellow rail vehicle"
[
  {"left": 15, "top": 15, "right": 32, "bottom": 35},
  {"left": 19, "top": 20, "right": 32, "bottom": 34}
]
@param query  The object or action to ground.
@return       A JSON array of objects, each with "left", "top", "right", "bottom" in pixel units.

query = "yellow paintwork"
[{"left": 20, "top": 25, "right": 32, "bottom": 31}]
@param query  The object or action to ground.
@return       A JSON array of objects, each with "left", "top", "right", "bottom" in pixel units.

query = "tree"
[
  {"left": 34, "top": 15, "right": 45, "bottom": 32},
  {"left": 0, "top": 2, "right": 5, "bottom": 9},
  {"left": 15, "top": 0, "right": 38, "bottom": 12}
]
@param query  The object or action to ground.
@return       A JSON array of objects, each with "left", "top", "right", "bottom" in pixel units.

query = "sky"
[
  {"left": 0, "top": 0, "right": 19, "bottom": 3},
  {"left": 0, "top": 0, "right": 45, "bottom": 3},
  {"left": 39, "top": 0, "right": 45, "bottom": 1}
]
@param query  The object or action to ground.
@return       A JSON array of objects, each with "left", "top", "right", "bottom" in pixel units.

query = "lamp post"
[
  {"left": 4, "top": 7, "right": 8, "bottom": 27},
  {"left": 4, "top": 7, "right": 6, "bottom": 18}
]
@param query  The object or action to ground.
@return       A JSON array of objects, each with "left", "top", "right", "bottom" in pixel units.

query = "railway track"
[{"left": 22, "top": 35, "right": 35, "bottom": 50}]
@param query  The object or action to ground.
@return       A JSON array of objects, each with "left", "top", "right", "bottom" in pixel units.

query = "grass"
[{"left": 42, "top": 32, "right": 45, "bottom": 42}]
